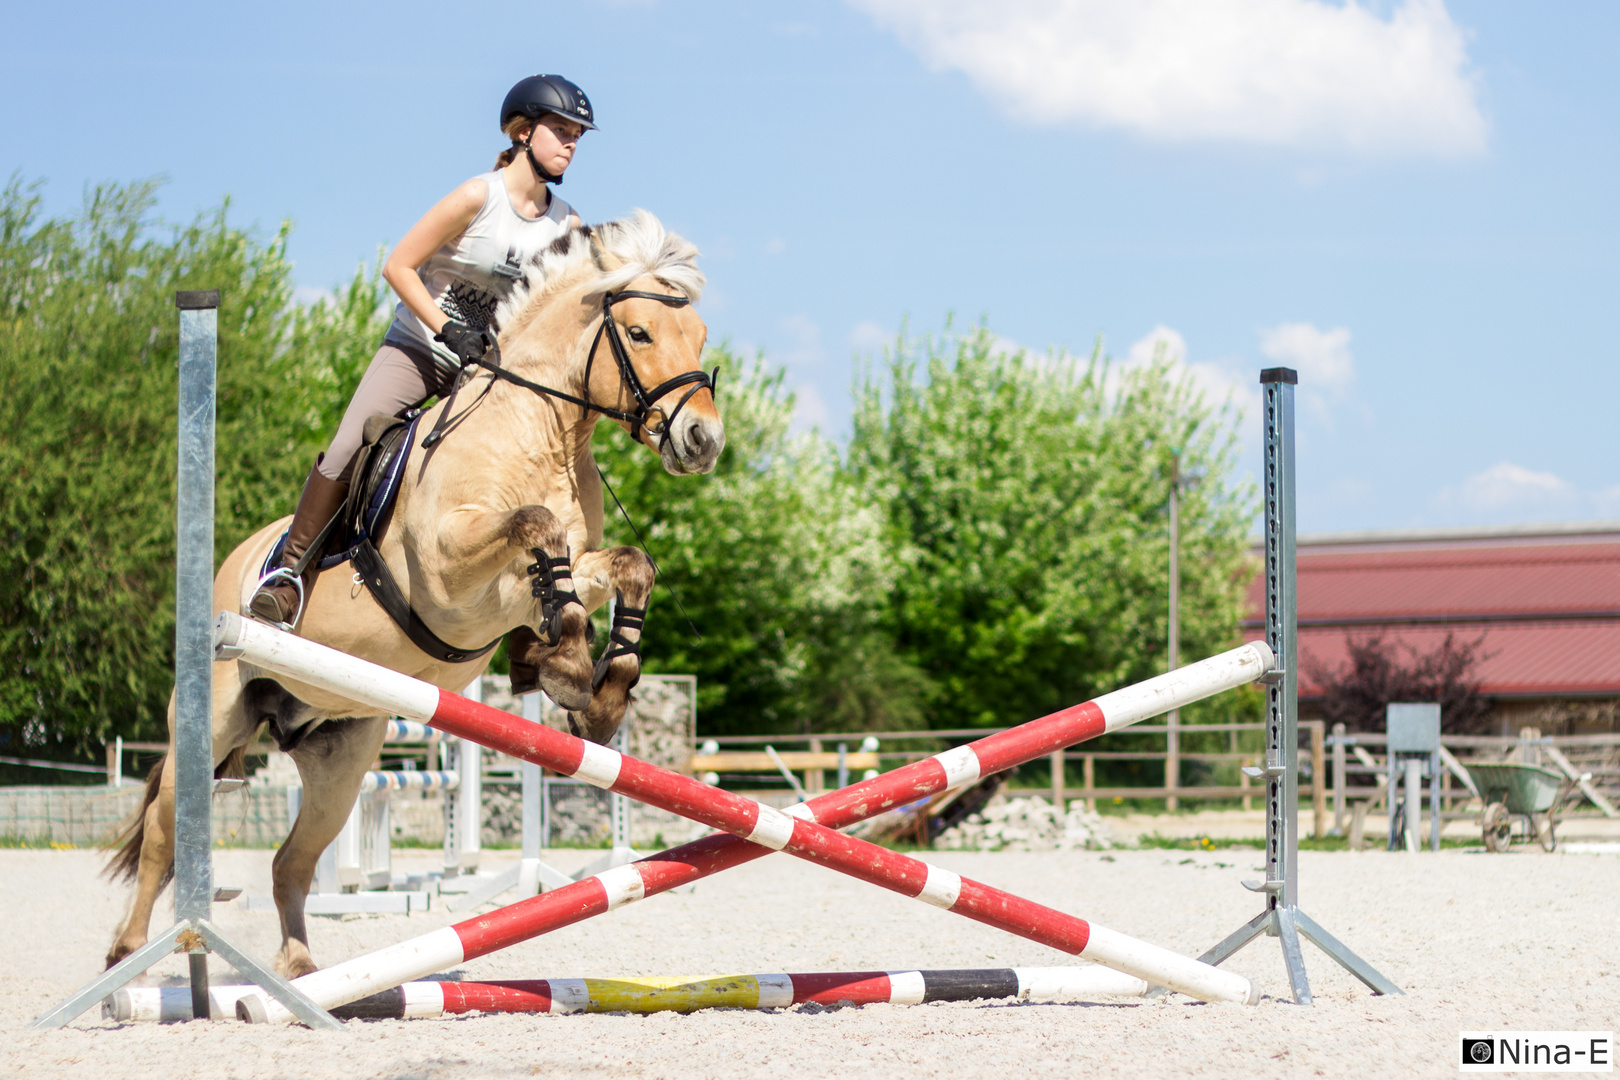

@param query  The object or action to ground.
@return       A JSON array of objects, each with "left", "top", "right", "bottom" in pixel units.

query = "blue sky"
[{"left": 4, "top": 0, "right": 1615, "bottom": 534}]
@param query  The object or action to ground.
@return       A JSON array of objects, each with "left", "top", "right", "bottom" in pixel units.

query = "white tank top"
[{"left": 385, "top": 171, "right": 575, "bottom": 373}]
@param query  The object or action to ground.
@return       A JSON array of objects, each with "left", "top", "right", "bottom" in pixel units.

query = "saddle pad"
[{"left": 259, "top": 413, "right": 421, "bottom": 577}]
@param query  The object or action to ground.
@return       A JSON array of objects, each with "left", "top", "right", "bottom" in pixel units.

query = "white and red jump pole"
[{"left": 214, "top": 612, "right": 1272, "bottom": 1021}]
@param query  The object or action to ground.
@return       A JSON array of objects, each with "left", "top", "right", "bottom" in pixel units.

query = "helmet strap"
[{"left": 523, "top": 127, "right": 564, "bottom": 186}]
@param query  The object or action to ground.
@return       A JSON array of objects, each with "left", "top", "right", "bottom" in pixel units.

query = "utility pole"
[{"left": 1166, "top": 450, "right": 1181, "bottom": 812}]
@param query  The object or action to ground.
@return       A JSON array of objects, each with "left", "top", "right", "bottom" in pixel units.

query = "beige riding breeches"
[{"left": 318, "top": 341, "right": 456, "bottom": 483}]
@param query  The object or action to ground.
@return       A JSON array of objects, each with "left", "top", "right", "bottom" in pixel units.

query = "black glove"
[{"left": 435, "top": 320, "right": 491, "bottom": 366}]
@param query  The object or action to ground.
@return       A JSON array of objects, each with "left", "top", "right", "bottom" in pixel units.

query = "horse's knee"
[
  {"left": 506, "top": 504, "right": 568, "bottom": 555},
  {"left": 609, "top": 546, "right": 655, "bottom": 600}
]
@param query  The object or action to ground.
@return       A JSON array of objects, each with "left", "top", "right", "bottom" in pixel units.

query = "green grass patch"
[
  {"left": 0, "top": 834, "right": 77, "bottom": 849},
  {"left": 1137, "top": 832, "right": 1482, "bottom": 852}
]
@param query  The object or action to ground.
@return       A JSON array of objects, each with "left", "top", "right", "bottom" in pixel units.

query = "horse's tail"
[
  {"left": 102, "top": 746, "right": 248, "bottom": 886},
  {"left": 103, "top": 754, "right": 167, "bottom": 886}
]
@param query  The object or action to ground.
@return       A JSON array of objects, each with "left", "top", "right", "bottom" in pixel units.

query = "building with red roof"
[{"left": 1244, "top": 523, "right": 1620, "bottom": 734}]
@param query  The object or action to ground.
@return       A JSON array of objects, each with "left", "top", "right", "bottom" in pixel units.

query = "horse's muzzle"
[{"left": 661, "top": 414, "right": 725, "bottom": 475}]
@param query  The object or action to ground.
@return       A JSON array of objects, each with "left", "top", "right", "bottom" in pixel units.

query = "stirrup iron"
[{"left": 249, "top": 567, "right": 306, "bottom": 632}]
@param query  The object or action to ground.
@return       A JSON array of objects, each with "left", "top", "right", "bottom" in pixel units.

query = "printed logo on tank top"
[
  {"left": 439, "top": 279, "right": 500, "bottom": 332},
  {"left": 492, "top": 245, "right": 523, "bottom": 280}
]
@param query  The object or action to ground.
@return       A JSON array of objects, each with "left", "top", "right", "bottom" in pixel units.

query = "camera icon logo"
[{"left": 1462, "top": 1038, "right": 1495, "bottom": 1065}]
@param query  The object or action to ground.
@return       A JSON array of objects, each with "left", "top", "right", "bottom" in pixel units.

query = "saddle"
[{"left": 259, "top": 412, "right": 503, "bottom": 665}]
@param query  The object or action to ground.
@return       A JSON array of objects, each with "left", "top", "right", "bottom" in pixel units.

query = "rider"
[{"left": 249, "top": 74, "right": 595, "bottom": 627}]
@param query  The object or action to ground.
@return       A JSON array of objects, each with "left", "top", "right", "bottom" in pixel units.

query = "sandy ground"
[{"left": 4, "top": 838, "right": 1617, "bottom": 1080}]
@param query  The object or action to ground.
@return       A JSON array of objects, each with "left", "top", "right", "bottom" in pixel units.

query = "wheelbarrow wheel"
[
  {"left": 1536, "top": 813, "right": 1558, "bottom": 853},
  {"left": 1482, "top": 802, "right": 1513, "bottom": 852}
]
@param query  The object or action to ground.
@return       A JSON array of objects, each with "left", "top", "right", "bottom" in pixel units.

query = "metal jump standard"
[
  {"left": 1177, "top": 368, "right": 1402, "bottom": 1005},
  {"left": 29, "top": 292, "right": 344, "bottom": 1031}
]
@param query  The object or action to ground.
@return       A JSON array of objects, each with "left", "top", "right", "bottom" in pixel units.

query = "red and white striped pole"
[{"left": 216, "top": 613, "right": 1270, "bottom": 1021}]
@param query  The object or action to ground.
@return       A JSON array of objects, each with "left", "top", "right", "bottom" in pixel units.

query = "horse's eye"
[{"left": 628, "top": 326, "right": 651, "bottom": 344}]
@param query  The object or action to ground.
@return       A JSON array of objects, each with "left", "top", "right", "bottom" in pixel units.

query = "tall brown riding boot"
[{"left": 249, "top": 457, "right": 350, "bottom": 628}]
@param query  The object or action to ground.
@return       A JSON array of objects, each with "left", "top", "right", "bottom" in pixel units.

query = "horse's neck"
[{"left": 407, "top": 296, "right": 605, "bottom": 533}]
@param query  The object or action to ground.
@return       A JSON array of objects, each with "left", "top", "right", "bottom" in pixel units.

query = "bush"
[
  {"left": 848, "top": 325, "right": 1256, "bottom": 731},
  {"left": 0, "top": 179, "right": 385, "bottom": 760}
]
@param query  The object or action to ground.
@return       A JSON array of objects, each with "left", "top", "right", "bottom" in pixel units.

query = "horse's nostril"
[{"left": 686, "top": 420, "right": 710, "bottom": 454}]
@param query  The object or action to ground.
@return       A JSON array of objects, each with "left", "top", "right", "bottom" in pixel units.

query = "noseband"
[{"left": 424, "top": 287, "right": 718, "bottom": 453}]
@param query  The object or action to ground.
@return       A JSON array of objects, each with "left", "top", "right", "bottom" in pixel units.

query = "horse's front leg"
[
  {"left": 436, "top": 505, "right": 592, "bottom": 710},
  {"left": 565, "top": 546, "right": 655, "bottom": 744}
]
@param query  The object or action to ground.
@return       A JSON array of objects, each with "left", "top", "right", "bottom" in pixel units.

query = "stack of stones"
[{"left": 932, "top": 796, "right": 1122, "bottom": 852}]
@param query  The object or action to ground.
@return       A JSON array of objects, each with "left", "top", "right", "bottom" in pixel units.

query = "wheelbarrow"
[{"left": 1468, "top": 762, "right": 1578, "bottom": 852}]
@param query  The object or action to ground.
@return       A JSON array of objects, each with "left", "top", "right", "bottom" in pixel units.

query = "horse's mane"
[{"left": 493, "top": 209, "right": 705, "bottom": 335}]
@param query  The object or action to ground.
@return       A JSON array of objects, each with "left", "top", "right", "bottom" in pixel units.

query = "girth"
[{"left": 349, "top": 538, "right": 501, "bottom": 665}]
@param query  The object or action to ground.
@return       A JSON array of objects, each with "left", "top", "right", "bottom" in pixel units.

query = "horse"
[{"left": 105, "top": 210, "right": 723, "bottom": 978}]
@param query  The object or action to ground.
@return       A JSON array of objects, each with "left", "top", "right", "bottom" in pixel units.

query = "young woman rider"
[{"left": 250, "top": 74, "right": 595, "bottom": 626}]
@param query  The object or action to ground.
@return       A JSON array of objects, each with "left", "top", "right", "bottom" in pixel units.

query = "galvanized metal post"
[
  {"left": 174, "top": 292, "right": 218, "bottom": 1018},
  {"left": 1261, "top": 372, "right": 1300, "bottom": 910},
  {"left": 1166, "top": 450, "right": 1180, "bottom": 811},
  {"left": 1429, "top": 749, "right": 1443, "bottom": 851},
  {"left": 1162, "top": 367, "right": 1400, "bottom": 1005},
  {"left": 29, "top": 291, "right": 343, "bottom": 1031},
  {"left": 611, "top": 725, "right": 632, "bottom": 851}
]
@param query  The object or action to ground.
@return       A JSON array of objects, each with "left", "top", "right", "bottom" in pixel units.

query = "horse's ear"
[{"left": 587, "top": 223, "right": 624, "bottom": 272}]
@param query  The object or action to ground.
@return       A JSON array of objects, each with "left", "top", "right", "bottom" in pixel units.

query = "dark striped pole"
[{"left": 114, "top": 966, "right": 1150, "bottom": 1021}]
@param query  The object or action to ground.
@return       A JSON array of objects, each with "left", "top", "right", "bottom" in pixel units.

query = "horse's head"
[
  {"left": 494, "top": 211, "right": 727, "bottom": 475},
  {"left": 561, "top": 213, "right": 724, "bottom": 476},
  {"left": 587, "top": 278, "right": 724, "bottom": 476}
]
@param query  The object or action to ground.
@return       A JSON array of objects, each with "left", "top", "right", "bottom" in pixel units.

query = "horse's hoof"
[
  {"left": 105, "top": 943, "right": 139, "bottom": 970},
  {"left": 541, "top": 674, "right": 592, "bottom": 713},
  {"left": 535, "top": 608, "right": 593, "bottom": 710},
  {"left": 275, "top": 952, "right": 320, "bottom": 980}
]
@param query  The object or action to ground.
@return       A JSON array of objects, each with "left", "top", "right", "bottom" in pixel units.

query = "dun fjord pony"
[{"left": 106, "top": 211, "right": 723, "bottom": 977}]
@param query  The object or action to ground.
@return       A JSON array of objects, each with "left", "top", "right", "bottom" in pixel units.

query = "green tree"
[
  {"left": 591, "top": 351, "right": 929, "bottom": 737},
  {"left": 0, "top": 178, "right": 387, "bottom": 764},
  {"left": 848, "top": 326, "right": 1256, "bottom": 732}
]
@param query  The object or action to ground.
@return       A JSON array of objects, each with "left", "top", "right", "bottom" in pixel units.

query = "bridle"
[
  {"left": 423, "top": 287, "right": 718, "bottom": 451},
  {"left": 581, "top": 289, "right": 718, "bottom": 446}
]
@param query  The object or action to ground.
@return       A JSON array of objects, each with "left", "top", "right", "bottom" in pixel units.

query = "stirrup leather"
[
  {"left": 593, "top": 593, "right": 645, "bottom": 691},
  {"left": 249, "top": 567, "right": 306, "bottom": 632},
  {"left": 527, "top": 549, "right": 582, "bottom": 645}
]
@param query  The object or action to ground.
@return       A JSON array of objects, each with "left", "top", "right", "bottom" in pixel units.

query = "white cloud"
[
  {"left": 850, "top": 0, "right": 1487, "bottom": 157},
  {"left": 1124, "top": 325, "right": 1261, "bottom": 426},
  {"left": 791, "top": 382, "right": 832, "bottom": 431},
  {"left": 850, "top": 320, "right": 893, "bottom": 353},
  {"left": 775, "top": 314, "right": 832, "bottom": 432},
  {"left": 1259, "top": 322, "right": 1354, "bottom": 392},
  {"left": 1431, "top": 464, "right": 1620, "bottom": 526},
  {"left": 1437, "top": 463, "right": 1576, "bottom": 515}
]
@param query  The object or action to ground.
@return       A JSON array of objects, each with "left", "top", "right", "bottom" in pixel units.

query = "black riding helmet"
[{"left": 501, "top": 75, "right": 595, "bottom": 186}]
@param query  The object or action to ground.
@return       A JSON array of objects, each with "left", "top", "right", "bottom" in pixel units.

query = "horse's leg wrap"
[
  {"left": 527, "top": 549, "right": 582, "bottom": 646},
  {"left": 593, "top": 593, "right": 646, "bottom": 692}
]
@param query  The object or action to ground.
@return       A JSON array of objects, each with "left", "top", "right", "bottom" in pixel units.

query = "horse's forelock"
[{"left": 590, "top": 210, "right": 706, "bottom": 303}]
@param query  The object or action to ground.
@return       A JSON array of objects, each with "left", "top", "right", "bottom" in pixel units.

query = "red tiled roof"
[{"left": 1243, "top": 526, "right": 1620, "bottom": 698}]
